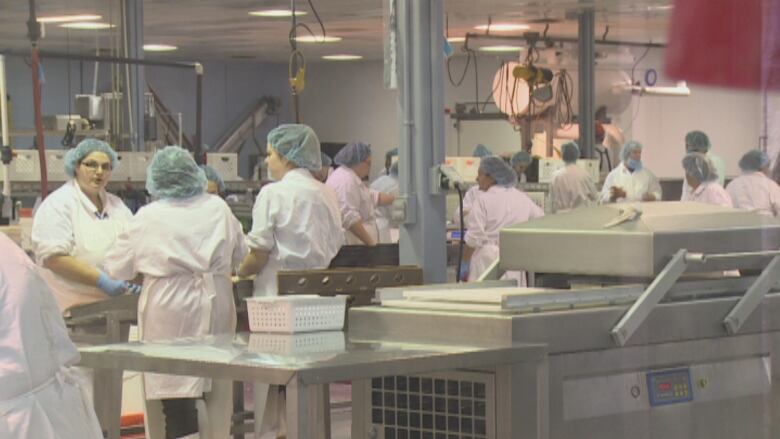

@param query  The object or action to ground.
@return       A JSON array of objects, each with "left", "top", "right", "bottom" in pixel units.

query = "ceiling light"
[
  {"left": 322, "top": 54, "right": 363, "bottom": 61},
  {"left": 248, "top": 9, "right": 307, "bottom": 18},
  {"left": 38, "top": 14, "right": 102, "bottom": 23},
  {"left": 646, "top": 5, "right": 674, "bottom": 11},
  {"left": 474, "top": 23, "right": 530, "bottom": 32},
  {"left": 143, "top": 44, "right": 178, "bottom": 52},
  {"left": 295, "top": 35, "right": 343, "bottom": 43},
  {"left": 447, "top": 37, "right": 466, "bottom": 43},
  {"left": 60, "top": 22, "right": 115, "bottom": 30},
  {"left": 479, "top": 45, "right": 524, "bottom": 53}
]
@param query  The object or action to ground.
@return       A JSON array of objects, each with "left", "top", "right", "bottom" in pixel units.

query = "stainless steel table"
[{"left": 78, "top": 331, "right": 547, "bottom": 439}]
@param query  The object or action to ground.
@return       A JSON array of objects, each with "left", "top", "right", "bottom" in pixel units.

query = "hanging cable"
[{"left": 630, "top": 46, "right": 651, "bottom": 85}]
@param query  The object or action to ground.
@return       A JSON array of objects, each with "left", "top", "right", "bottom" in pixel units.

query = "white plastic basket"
[
  {"left": 45, "top": 150, "right": 70, "bottom": 181},
  {"left": 247, "top": 331, "right": 346, "bottom": 355},
  {"left": 8, "top": 151, "right": 41, "bottom": 182},
  {"left": 245, "top": 295, "right": 347, "bottom": 333}
]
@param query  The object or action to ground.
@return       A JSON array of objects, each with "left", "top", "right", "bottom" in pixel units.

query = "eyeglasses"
[{"left": 80, "top": 161, "right": 112, "bottom": 172}]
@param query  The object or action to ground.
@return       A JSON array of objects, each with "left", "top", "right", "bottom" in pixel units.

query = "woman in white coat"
[
  {"left": 326, "top": 142, "right": 395, "bottom": 246},
  {"left": 104, "top": 146, "right": 248, "bottom": 439},
  {"left": 371, "top": 161, "right": 400, "bottom": 243},
  {"left": 600, "top": 141, "right": 663, "bottom": 203},
  {"left": 453, "top": 144, "right": 494, "bottom": 226},
  {"left": 32, "top": 138, "right": 138, "bottom": 312},
  {"left": 464, "top": 156, "right": 544, "bottom": 283},
  {"left": 682, "top": 152, "right": 733, "bottom": 207},
  {"left": 681, "top": 130, "right": 727, "bottom": 200},
  {"left": 549, "top": 141, "right": 599, "bottom": 213},
  {"left": 726, "top": 150, "right": 780, "bottom": 217},
  {"left": 0, "top": 233, "right": 103, "bottom": 439}
]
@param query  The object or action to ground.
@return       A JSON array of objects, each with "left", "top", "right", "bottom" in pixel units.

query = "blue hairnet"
[
  {"left": 739, "top": 149, "right": 770, "bottom": 172},
  {"left": 268, "top": 124, "right": 322, "bottom": 171},
  {"left": 561, "top": 141, "right": 580, "bottom": 164},
  {"left": 389, "top": 161, "right": 399, "bottom": 176},
  {"left": 479, "top": 156, "right": 518, "bottom": 187},
  {"left": 685, "top": 130, "right": 710, "bottom": 153},
  {"left": 146, "top": 146, "right": 207, "bottom": 200},
  {"left": 473, "top": 144, "right": 492, "bottom": 158},
  {"left": 200, "top": 164, "right": 226, "bottom": 193},
  {"left": 510, "top": 150, "right": 532, "bottom": 167},
  {"left": 682, "top": 152, "right": 718, "bottom": 182},
  {"left": 320, "top": 152, "right": 333, "bottom": 168},
  {"left": 386, "top": 148, "right": 399, "bottom": 160},
  {"left": 620, "top": 141, "right": 643, "bottom": 163},
  {"left": 334, "top": 142, "right": 372, "bottom": 167},
  {"left": 64, "top": 138, "right": 119, "bottom": 178}
]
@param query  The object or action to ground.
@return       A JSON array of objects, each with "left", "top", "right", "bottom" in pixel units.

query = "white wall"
[{"left": 301, "top": 49, "right": 762, "bottom": 180}]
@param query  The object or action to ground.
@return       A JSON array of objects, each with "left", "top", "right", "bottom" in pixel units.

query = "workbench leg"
[
  {"left": 286, "top": 378, "right": 331, "bottom": 439},
  {"left": 253, "top": 383, "right": 269, "bottom": 438},
  {"left": 495, "top": 357, "right": 549, "bottom": 439},
  {"left": 93, "top": 368, "right": 123, "bottom": 439}
]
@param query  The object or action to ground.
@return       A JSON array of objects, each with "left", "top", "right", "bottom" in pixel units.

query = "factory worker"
[
  {"left": 549, "top": 141, "right": 599, "bottom": 213},
  {"left": 200, "top": 164, "right": 226, "bottom": 196},
  {"left": 726, "top": 150, "right": 780, "bottom": 216},
  {"left": 104, "top": 146, "right": 247, "bottom": 439},
  {"left": 0, "top": 234, "right": 103, "bottom": 439},
  {"left": 681, "top": 130, "right": 727, "bottom": 200},
  {"left": 510, "top": 150, "right": 532, "bottom": 183},
  {"left": 464, "top": 156, "right": 544, "bottom": 283},
  {"left": 326, "top": 142, "right": 395, "bottom": 246},
  {"left": 453, "top": 144, "right": 494, "bottom": 226},
  {"left": 682, "top": 152, "right": 733, "bottom": 207},
  {"left": 31, "top": 138, "right": 137, "bottom": 312},
  {"left": 238, "top": 124, "right": 343, "bottom": 296},
  {"left": 312, "top": 152, "right": 334, "bottom": 183},
  {"left": 601, "top": 141, "right": 662, "bottom": 203},
  {"left": 371, "top": 161, "right": 400, "bottom": 243}
]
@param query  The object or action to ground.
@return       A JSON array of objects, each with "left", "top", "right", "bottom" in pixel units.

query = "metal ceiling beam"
[{"left": 463, "top": 32, "right": 666, "bottom": 49}]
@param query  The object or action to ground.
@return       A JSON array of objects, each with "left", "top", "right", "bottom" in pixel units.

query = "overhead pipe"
[
  {"left": 27, "top": 0, "right": 48, "bottom": 198},
  {"left": 0, "top": 55, "right": 11, "bottom": 214},
  {"left": 463, "top": 32, "right": 666, "bottom": 50}
]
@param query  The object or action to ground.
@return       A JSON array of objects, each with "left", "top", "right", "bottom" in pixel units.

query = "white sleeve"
[
  {"left": 464, "top": 197, "right": 489, "bottom": 248},
  {"left": 104, "top": 217, "right": 140, "bottom": 281},
  {"left": 770, "top": 181, "right": 780, "bottom": 217},
  {"left": 229, "top": 209, "right": 249, "bottom": 270},
  {"left": 333, "top": 180, "right": 363, "bottom": 229},
  {"left": 247, "top": 189, "right": 277, "bottom": 251},
  {"left": 647, "top": 172, "right": 663, "bottom": 200},
  {"left": 31, "top": 197, "right": 75, "bottom": 265},
  {"left": 600, "top": 170, "right": 617, "bottom": 203}
]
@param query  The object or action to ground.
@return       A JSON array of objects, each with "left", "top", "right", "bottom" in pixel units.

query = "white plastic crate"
[
  {"left": 206, "top": 153, "right": 239, "bottom": 181},
  {"left": 129, "top": 151, "right": 154, "bottom": 181},
  {"left": 247, "top": 331, "right": 345, "bottom": 355},
  {"left": 7, "top": 150, "right": 41, "bottom": 182},
  {"left": 45, "top": 150, "right": 69, "bottom": 181},
  {"left": 245, "top": 295, "right": 347, "bottom": 334}
]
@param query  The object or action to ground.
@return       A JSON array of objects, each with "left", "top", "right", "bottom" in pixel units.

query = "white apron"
[
  {"left": 41, "top": 202, "right": 125, "bottom": 312},
  {"left": 469, "top": 243, "right": 526, "bottom": 286}
]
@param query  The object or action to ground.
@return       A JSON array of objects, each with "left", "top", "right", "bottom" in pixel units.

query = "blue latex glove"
[
  {"left": 128, "top": 283, "right": 142, "bottom": 295},
  {"left": 458, "top": 262, "right": 470, "bottom": 282},
  {"left": 97, "top": 272, "right": 130, "bottom": 297}
]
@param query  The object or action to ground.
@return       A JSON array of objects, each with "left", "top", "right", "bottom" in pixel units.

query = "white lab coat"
[
  {"left": 726, "top": 172, "right": 780, "bottom": 217},
  {"left": 370, "top": 174, "right": 400, "bottom": 243},
  {"left": 326, "top": 166, "right": 379, "bottom": 245},
  {"left": 681, "top": 152, "right": 727, "bottom": 201},
  {"left": 31, "top": 180, "right": 132, "bottom": 312},
  {"left": 600, "top": 162, "right": 663, "bottom": 203},
  {"left": 453, "top": 185, "right": 481, "bottom": 226},
  {"left": 549, "top": 164, "right": 599, "bottom": 213},
  {"left": 465, "top": 186, "right": 544, "bottom": 282},
  {"left": 248, "top": 169, "right": 344, "bottom": 297},
  {"left": 0, "top": 233, "right": 103, "bottom": 439},
  {"left": 686, "top": 181, "right": 733, "bottom": 208}
]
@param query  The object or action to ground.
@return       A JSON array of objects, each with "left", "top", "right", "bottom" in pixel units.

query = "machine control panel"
[{"left": 646, "top": 368, "right": 693, "bottom": 406}]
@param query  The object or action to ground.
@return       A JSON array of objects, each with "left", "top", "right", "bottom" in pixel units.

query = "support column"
[
  {"left": 397, "top": 0, "right": 447, "bottom": 283},
  {"left": 124, "top": 0, "right": 145, "bottom": 150},
  {"left": 578, "top": 8, "right": 595, "bottom": 159}
]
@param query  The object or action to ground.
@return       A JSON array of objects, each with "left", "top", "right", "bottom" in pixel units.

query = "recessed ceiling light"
[
  {"left": 249, "top": 9, "right": 307, "bottom": 18},
  {"left": 143, "top": 44, "right": 178, "bottom": 52},
  {"left": 474, "top": 23, "right": 530, "bottom": 32},
  {"left": 646, "top": 5, "right": 674, "bottom": 11},
  {"left": 478, "top": 45, "right": 524, "bottom": 52},
  {"left": 38, "top": 14, "right": 102, "bottom": 23},
  {"left": 322, "top": 54, "right": 363, "bottom": 61},
  {"left": 295, "top": 35, "right": 343, "bottom": 43},
  {"left": 60, "top": 22, "right": 115, "bottom": 30},
  {"left": 447, "top": 37, "right": 466, "bottom": 43}
]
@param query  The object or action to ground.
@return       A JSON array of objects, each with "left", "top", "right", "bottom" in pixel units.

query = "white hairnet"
[
  {"left": 64, "top": 138, "right": 119, "bottom": 178},
  {"left": 738, "top": 149, "right": 770, "bottom": 172},
  {"left": 682, "top": 152, "right": 718, "bottom": 182},
  {"left": 320, "top": 152, "right": 333, "bottom": 168},
  {"left": 268, "top": 124, "right": 322, "bottom": 171},
  {"left": 685, "top": 130, "right": 710, "bottom": 153},
  {"left": 620, "top": 140, "right": 643, "bottom": 163},
  {"left": 146, "top": 146, "right": 207, "bottom": 199},
  {"left": 479, "top": 156, "right": 517, "bottom": 187},
  {"left": 510, "top": 150, "right": 532, "bottom": 167},
  {"left": 473, "top": 144, "right": 492, "bottom": 158},
  {"left": 561, "top": 141, "right": 580, "bottom": 164},
  {"left": 334, "top": 142, "right": 372, "bottom": 167}
]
